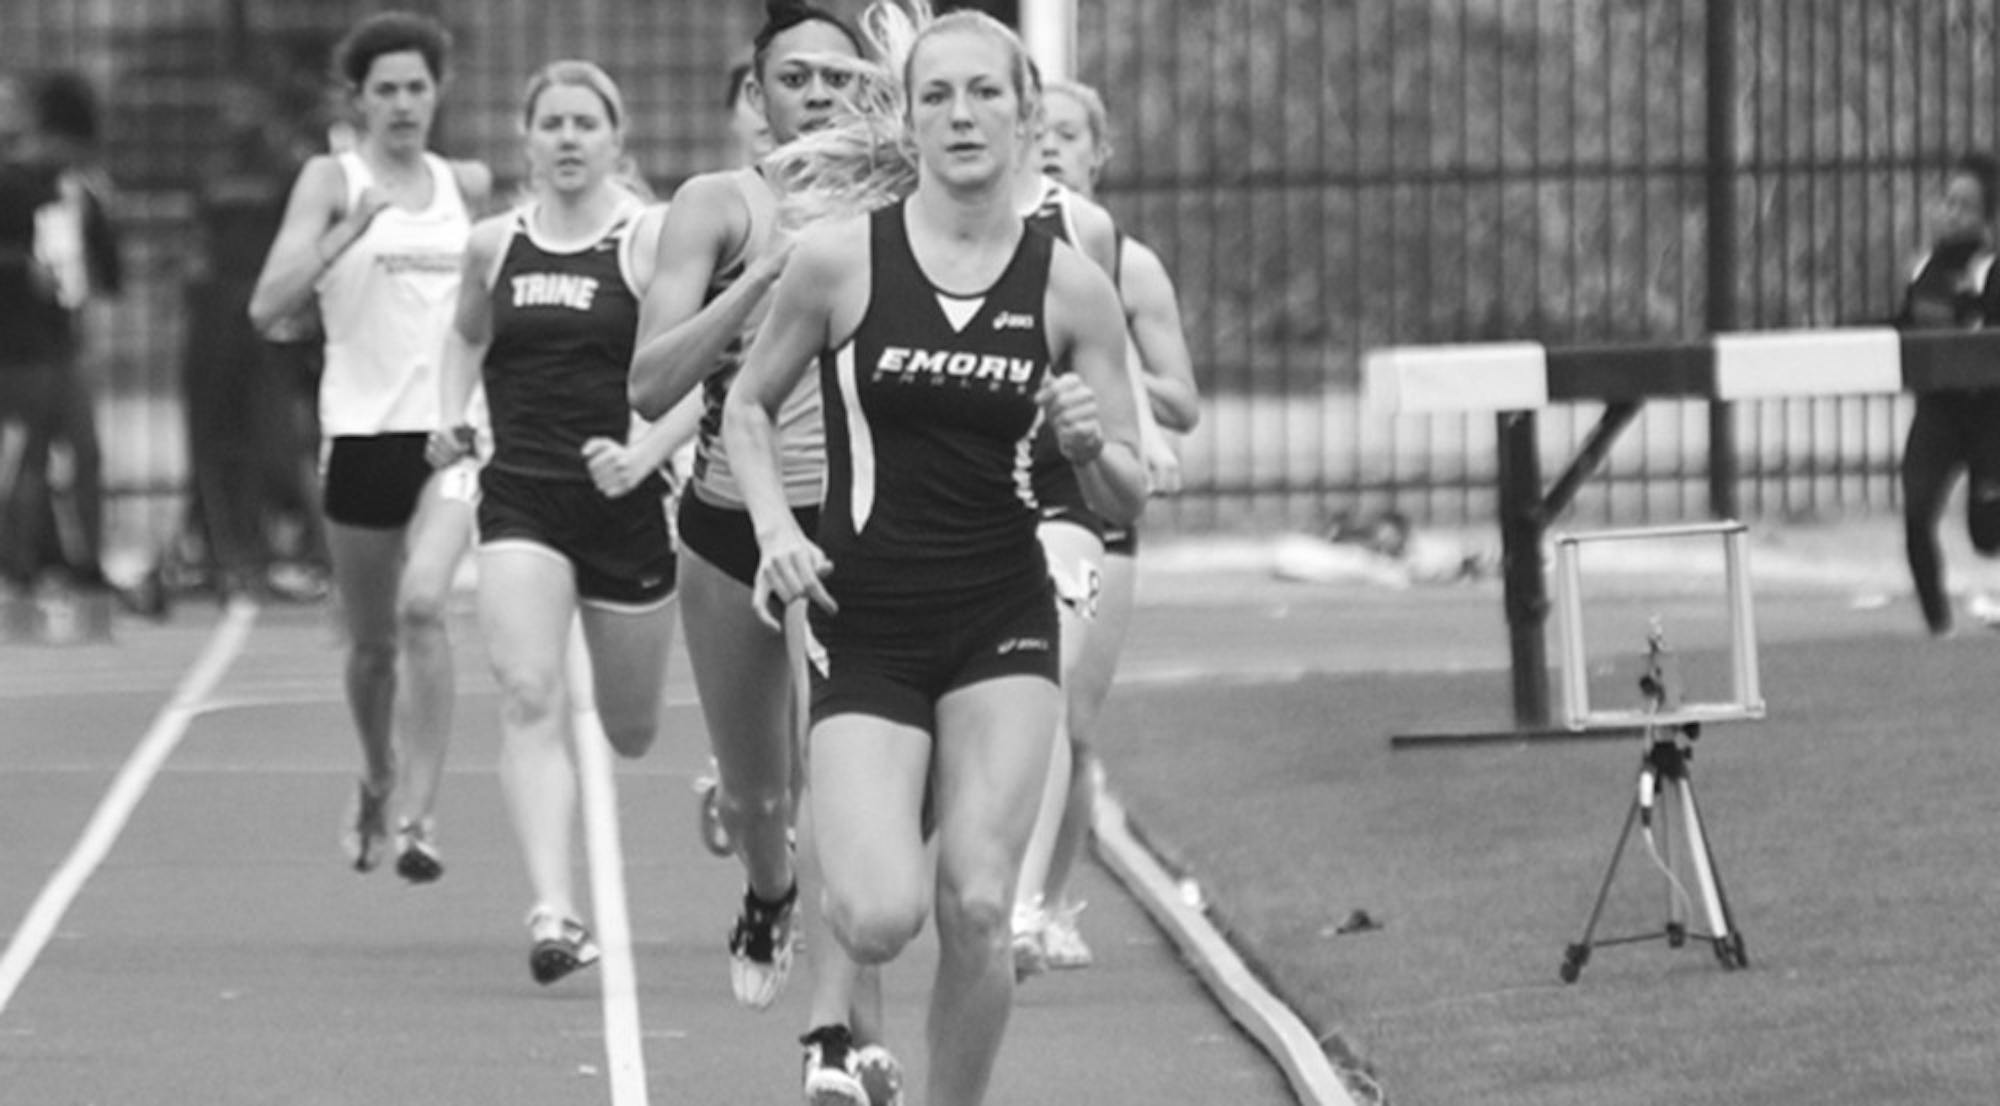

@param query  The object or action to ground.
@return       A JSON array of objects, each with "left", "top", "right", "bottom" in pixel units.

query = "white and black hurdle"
[{"left": 1365, "top": 325, "right": 1995, "bottom": 743}]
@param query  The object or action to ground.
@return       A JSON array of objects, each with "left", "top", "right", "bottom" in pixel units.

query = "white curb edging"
[{"left": 1091, "top": 789, "right": 1364, "bottom": 1106}]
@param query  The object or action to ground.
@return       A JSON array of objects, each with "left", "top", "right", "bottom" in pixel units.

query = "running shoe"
[
  {"left": 340, "top": 778, "right": 391, "bottom": 873},
  {"left": 527, "top": 906, "right": 601, "bottom": 986},
  {"left": 728, "top": 882, "right": 798, "bottom": 1009},
  {"left": 1040, "top": 899, "right": 1094, "bottom": 970},
  {"left": 800, "top": 1024, "right": 867, "bottom": 1106},
  {"left": 854, "top": 1042, "right": 906, "bottom": 1106},
  {"left": 394, "top": 817, "right": 443, "bottom": 884},
  {"left": 1010, "top": 899, "right": 1050, "bottom": 981},
  {"left": 693, "top": 766, "right": 734, "bottom": 857}
]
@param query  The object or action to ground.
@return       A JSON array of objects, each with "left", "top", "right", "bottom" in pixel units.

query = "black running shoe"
[
  {"left": 800, "top": 1024, "right": 866, "bottom": 1106},
  {"left": 728, "top": 881, "right": 798, "bottom": 1009}
]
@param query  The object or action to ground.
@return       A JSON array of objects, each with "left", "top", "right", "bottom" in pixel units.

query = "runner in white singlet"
[{"left": 248, "top": 11, "right": 492, "bottom": 882}]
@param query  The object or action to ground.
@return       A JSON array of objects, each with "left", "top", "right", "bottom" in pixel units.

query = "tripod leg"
[
  {"left": 1655, "top": 772, "right": 1686, "bottom": 947},
  {"left": 1562, "top": 792, "right": 1643, "bottom": 983},
  {"left": 1672, "top": 771, "right": 1749, "bottom": 968}
]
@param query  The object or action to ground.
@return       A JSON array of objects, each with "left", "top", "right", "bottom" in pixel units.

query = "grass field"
[{"left": 1099, "top": 569, "right": 2000, "bottom": 1106}]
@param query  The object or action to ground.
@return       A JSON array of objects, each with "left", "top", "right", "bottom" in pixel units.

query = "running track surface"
[{"left": 0, "top": 596, "right": 1301, "bottom": 1106}]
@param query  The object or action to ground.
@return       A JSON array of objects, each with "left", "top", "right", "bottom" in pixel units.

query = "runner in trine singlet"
[
  {"left": 723, "top": 12, "right": 1146, "bottom": 1105},
  {"left": 434, "top": 60, "right": 676, "bottom": 986},
  {"left": 248, "top": 11, "right": 492, "bottom": 882}
]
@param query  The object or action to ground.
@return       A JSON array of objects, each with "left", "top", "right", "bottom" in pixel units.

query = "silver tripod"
[{"left": 1559, "top": 622, "right": 1749, "bottom": 982}]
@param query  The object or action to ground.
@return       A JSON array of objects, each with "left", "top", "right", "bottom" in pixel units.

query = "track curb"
[{"left": 1091, "top": 789, "right": 1368, "bottom": 1106}]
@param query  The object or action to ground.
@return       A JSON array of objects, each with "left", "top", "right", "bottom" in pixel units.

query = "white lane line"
[
  {"left": 566, "top": 623, "right": 649, "bottom": 1106},
  {"left": 0, "top": 600, "right": 258, "bottom": 1015},
  {"left": 1091, "top": 788, "right": 1360, "bottom": 1106}
]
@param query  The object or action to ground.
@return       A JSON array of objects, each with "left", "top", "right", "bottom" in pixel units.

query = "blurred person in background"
[
  {"left": 3, "top": 69, "right": 135, "bottom": 614},
  {"left": 1010, "top": 76, "right": 1200, "bottom": 978},
  {"left": 248, "top": 10, "right": 493, "bottom": 878},
  {"left": 1896, "top": 150, "right": 2000, "bottom": 637},
  {"left": 0, "top": 74, "right": 66, "bottom": 604},
  {"left": 179, "top": 73, "right": 329, "bottom": 602}
]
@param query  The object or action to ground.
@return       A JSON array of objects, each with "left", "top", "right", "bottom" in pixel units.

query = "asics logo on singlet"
[
  {"left": 991, "top": 311, "right": 1036, "bottom": 330},
  {"left": 875, "top": 346, "right": 1037, "bottom": 387},
  {"left": 510, "top": 272, "right": 600, "bottom": 311}
]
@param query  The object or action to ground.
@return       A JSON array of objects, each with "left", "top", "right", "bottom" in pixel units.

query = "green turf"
[{"left": 1099, "top": 622, "right": 2000, "bottom": 1106}]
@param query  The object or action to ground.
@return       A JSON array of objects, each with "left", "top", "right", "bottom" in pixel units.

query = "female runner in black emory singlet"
[{"left": 722, "top": 10, "right": 1146, "bottom": 1106}]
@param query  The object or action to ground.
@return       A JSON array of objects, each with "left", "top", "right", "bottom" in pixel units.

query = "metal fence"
[
  {"left": 0, "top": 0, "right": 765, "bottom": 557},
  {"left": 1080, "top": 0, "right": 2000, "bottom": 533},
  {"left": 6, "top": 0, "right": 2000, "bottom": 555}
]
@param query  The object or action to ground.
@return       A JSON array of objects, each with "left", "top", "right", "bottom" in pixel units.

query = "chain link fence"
[
  {"left": 1080, "top": 0, "right": 2000, "bottom": 533},
  {"left": 4, "top": 0, "right": 1998, "bottom": 553}
]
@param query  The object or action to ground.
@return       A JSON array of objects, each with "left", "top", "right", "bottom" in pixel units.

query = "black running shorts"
[
  {"left": 806, "top": 576, "right": 1060, "bottom": 732},
  {"left": 322, "top": 433, "right": 432, "bottom": 530},
  {"left": 677, "top": 489, "right": 821, "bottom": 589},
  {"left": 477, "top": 466, "right": 676, "bottom": 607}
]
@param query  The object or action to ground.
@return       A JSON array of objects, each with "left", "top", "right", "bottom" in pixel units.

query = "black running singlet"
[
  {"left": 1021, "top": 183, "right": 1103, "bottom": 531},
  {"left": 483, "top": 206, "right": 646, "bottom": 481},
  {"left": 817, "top": 201, "right": 1055, "bottom": 603}
]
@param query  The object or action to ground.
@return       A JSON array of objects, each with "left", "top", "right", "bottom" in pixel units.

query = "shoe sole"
[
  {"left": 804, "top": 1073, "right": 868, "bottom": 1106},
  {"left": 855, "top": 1048, "right": 905, "bottom": 1106},
  {"left": 530, "top": 941, "right": 599, "bottom": 985},
  {"left": 396, "top": 845, "right": 443, "bottom": 884}
]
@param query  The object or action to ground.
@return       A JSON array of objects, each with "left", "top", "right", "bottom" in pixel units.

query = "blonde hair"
[
  {"left": 516, "top": 59, "right": 653, "bottom": 203},
  {"left": 762, "top": 1, "right": 1040, "bottom": 228},
  {"left": 521, "top": 59, "right": 625, "bottom": 130}
]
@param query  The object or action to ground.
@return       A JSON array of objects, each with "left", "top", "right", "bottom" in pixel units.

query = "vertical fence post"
[
  {"left": 1705, "top": 0, "right": 1741, "bottom": 519},
  {"left": 1019, "top": 0, "right": 1076, "bottom": 80}
]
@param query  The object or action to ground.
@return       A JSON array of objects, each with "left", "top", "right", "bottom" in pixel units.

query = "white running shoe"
[
  {"left": 1040, "top": 899, "right": 1094, "bottom": 970},
  {"left": 1010, "top": 899, "right": 1050, "bottom": 981},
  {"left": 729, "top": 882, "right": 798, "bottom": 1009},
  {"left": 855, "top": 1042, "right": 906, "bottom": 1106},
  {"left": 394, "top": 817, "right": 443, "bottom": 883},
  {"left": 527, "top": 906, "right": 600, "bottom": 986},
  {"left": 800, "top": 1024, "right": 867, "bottom": 1106}
]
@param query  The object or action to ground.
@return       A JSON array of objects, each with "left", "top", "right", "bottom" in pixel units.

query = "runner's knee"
[
  {"left": 827, "top": 884, "right": 928, "bottom": 964},
  {"left": 494, "top": 663, "right": 564, "bottom": 728},
  {"left": 933, "top": 886, "right": 1011, "bottom": 962}
]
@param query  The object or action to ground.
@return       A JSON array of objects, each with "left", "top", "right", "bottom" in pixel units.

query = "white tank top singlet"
[
  {"left": 314, "top": 150, "right": 471, "bottom": 437},
  {"left": 689, "top": 168, "right": 825, "bottom": 510}
]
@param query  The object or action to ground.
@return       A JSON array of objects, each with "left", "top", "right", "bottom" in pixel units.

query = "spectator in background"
[
  {"left": 179, "top": 74, "right": 328, "bottom": 601},
  {"left": 0, "top": 74, "right": 66, "bottom": 599},
  {"left": 2, "top": 70, "right": 126, "bottom": 603},
  {"left": 1897, "top": 150, "right": 2000, "bottom": 637}
]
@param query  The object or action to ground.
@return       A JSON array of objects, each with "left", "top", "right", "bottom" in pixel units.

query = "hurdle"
[{"left": 1365, "top": 326, "right": 1999, "bottom": 743}]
